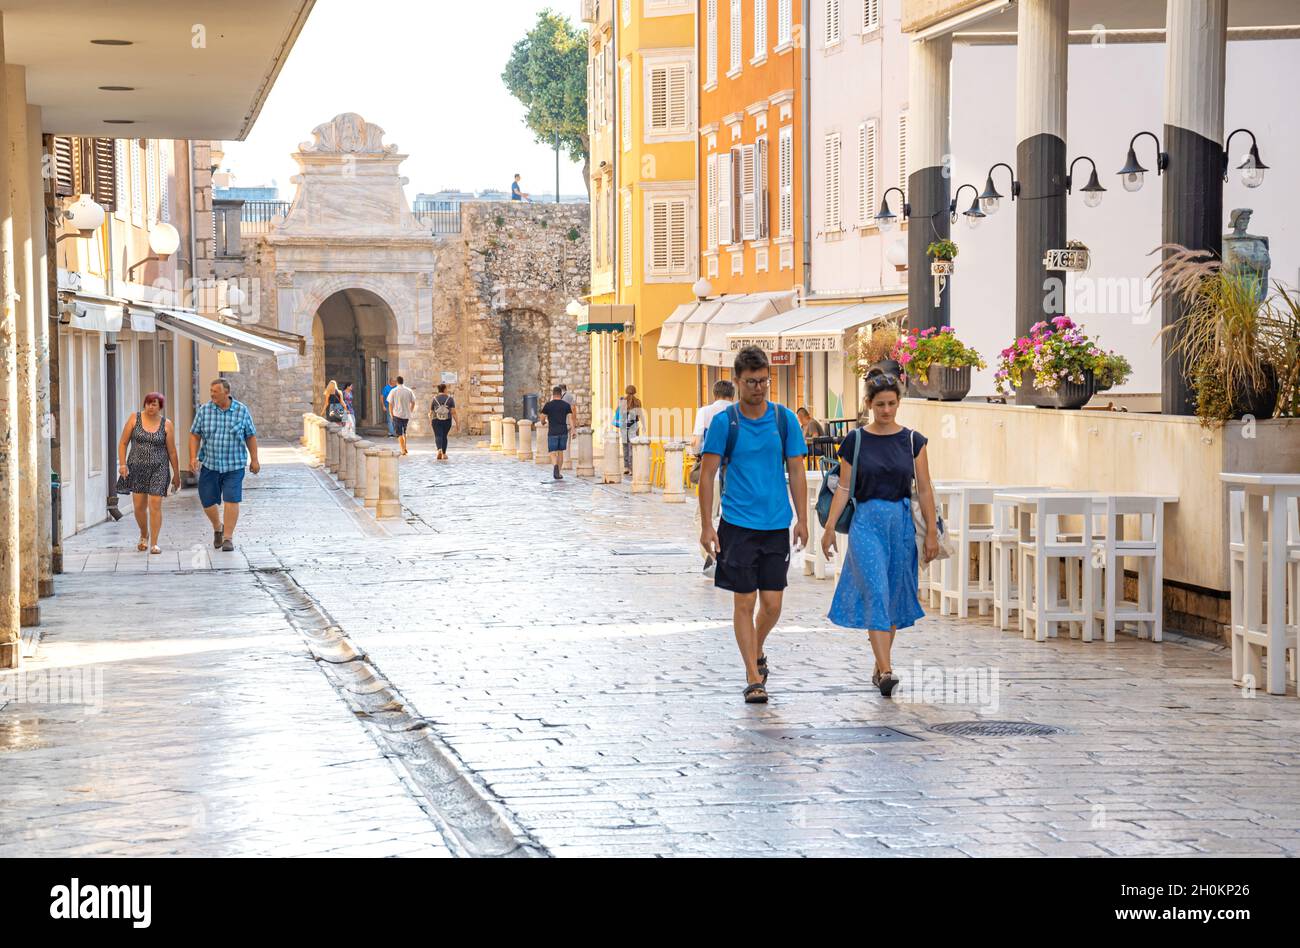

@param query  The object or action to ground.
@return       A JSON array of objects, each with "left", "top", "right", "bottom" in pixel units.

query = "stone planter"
[
  {"left": 1014, "top": 370, "right": 1095, "bottom": 409},
  {"left": 1230, "top": 365, "right": 1279, "bottom": 420},
  {"left": 908, "top": 364, "right": 972, "bottom": 401},
  {"left": 930, "top": 259, "right": 954, "bottom": 275}
]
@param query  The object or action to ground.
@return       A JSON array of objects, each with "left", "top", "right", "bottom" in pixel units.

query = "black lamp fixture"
[
  {"left": 949, "top": 183, "right": 986, "bottom": 229},
  {"left": 1066, "top": 156, "right": 1107, "bottom": 208},
  {"left": 874, "top": 186, "right": 909, "bottom": 233},
  {"left": 1223, "top": 128, "right": 1268, "bottom": 189},
  {"left": 978, "top": 162, "right": 1019, "bottom": 215},
  {"left": 1117, "top": 131, "right": 1168, "bottom": 193}
]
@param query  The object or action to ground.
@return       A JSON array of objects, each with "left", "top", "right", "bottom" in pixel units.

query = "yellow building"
[{"left": 581, "top": 0, "right": 700, "bottom": 444}]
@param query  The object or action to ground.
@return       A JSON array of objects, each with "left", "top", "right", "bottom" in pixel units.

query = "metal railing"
[
  {"left": 240, "top": 200, "right": 291, "bottom": 235},
  {"left": 233, "top": 199, "right": 463, "bottom": 236},
  {"left": 411, "top": 201, "right": 461, "bottom": 235}
]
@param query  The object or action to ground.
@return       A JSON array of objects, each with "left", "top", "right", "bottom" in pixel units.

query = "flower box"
[
  {"left": 907, "top": 364, "right": 972, "bottom": 401},
  {"left": 930, "top": 259, "right": 953, "bottom": 276},
  {"left": 1043, "top": 248, "right": 1090, "bottom": 272},
  {"left": 1014, "top": 370, "right": 1094, "bottom": 408}
]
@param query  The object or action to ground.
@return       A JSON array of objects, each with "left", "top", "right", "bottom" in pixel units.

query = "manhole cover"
[
  {"left": 929, "top": 720, "right": 1062, "bottom": 737},
  {"left": 752, "top": 726, "right": 921, "bottom": 745}
]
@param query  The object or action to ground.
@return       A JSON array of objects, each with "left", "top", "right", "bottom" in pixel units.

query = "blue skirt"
[{"left": 828, "top": 497, "right": 924, "bottom": 631}]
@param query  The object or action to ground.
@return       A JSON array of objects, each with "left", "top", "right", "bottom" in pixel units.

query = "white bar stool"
[
  {"left": 1016, "top": 494, "right": 1096, "bottom": 643},
  {"left": 1092, "top": 496, "right": 1170, "bottom": 642},
  {"left": 939, "top": 486, "right": 998, "bottom": 618}
]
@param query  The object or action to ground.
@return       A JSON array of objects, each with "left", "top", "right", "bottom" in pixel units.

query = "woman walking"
[
  {"left": 819, "top": 373, "right": 939, "bottom": 696},
  {"left": 429, "top": 383, "right": 458, "bottom": 460},
  {"left": 116, "top": 392, "right": 181, "bottom": 554},
  {"left": 322, "top": 380, "right": 346, "bottom": 425},
  {"left": 621, "top": 385, "right": 642, "bottom": 474},
  {"left": 341, "top": 382, "right": 357, "bottom": 432}
]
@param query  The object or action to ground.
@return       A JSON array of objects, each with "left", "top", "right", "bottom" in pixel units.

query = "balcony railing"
[
  {"left": 232, "top": 199, "right": 462, "bottom": 236},
  {"left": 411, "top": 201, "right": 462, "bottom": 235},
  {"left": 239, "top": 200, "right": 291, "bottom": 236}
]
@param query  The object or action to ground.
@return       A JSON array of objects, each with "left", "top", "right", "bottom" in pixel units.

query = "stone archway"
[
  {"left": 312, "top": 288, "right": 398, "bottom": 432},
  {"left": 500, "top": 309, "right": 548, "bottom": 420}
]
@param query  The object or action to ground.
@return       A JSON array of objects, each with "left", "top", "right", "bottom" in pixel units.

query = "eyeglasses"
[{"left": 740, "top": 377, "right": 771, "bottom": 389}]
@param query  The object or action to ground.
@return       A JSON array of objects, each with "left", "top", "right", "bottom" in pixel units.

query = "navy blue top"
[{"left": 838, "top": 427, "right": 927, "bottom": 503}]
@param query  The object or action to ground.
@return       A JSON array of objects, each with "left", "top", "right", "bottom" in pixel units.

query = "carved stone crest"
[
  {"left": 298, "top": 112, "right": 397, "bottom": 155},
  {"left": 275, "top": 271, "right": 295, "bottom": 287}
]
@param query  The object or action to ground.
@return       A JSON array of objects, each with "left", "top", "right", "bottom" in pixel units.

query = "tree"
[{"left": 502, "top": 9, "right": 590, "bottom": 196}]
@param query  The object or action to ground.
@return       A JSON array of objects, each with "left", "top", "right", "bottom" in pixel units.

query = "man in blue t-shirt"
[
  {"left": 381, "top": 376, "right": 396, "bottom": 437},
  {"left": 698, "top": 346, "right": 808, "bottom": 704}
]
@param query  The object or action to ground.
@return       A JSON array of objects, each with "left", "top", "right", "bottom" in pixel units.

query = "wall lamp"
[
  {"left": 949, "top": 183, "right": 986, "bottom": 229},
  {"left": 126, "top": 223, "right": 181, "bottom": 281},
  {"left": 56, "top": 195, "right": 106, "bottom": 241},
  {"left": 978, "top": 162, "right": 1019, "bottom": 215},
  {"left": 874, "top": 187, "right": 909, "bottom": 233},
  {"left": 1066, "top": 156, "right": 1107, "bottom": 207},
  {"left": 1117, "top": 131, "right": 1168, "bottom": 193},
  {"left": 1223, "top": 128, "right": 1267, "bottom": 188}
]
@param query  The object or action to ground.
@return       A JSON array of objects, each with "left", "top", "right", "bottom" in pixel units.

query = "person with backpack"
[
  {"left": 697, "top": 346, "right": 808, "bottom": 704},
  {"left": 429, "top": 383, "right": 458, "bottom": 461}
]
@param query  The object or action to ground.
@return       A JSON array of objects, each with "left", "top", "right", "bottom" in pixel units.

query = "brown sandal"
[{"left": 744, "top": 683, "right": 768, "bottom": 704}]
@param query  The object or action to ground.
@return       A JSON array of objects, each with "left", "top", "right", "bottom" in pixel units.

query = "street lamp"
[
  {"left": 875, "top": 186, "right": 909, "bottom": 233},
  {"left": 949, "top": 183, "right": 986, "bottom": 229},
  {"left": 62, "top": 195, "right": 105, "bottom": 237},
  {"left": 978, "top": 162, "right": 1019, "bottom": 215},
  {"left": 127, "top": 222, "right": 181, "bottom": 281},
  {"left": 565, "top": 298, "right": 583, "bottom": 318},
  {"left": 1117, "top": 131, "right": 1168, "bottom": 193},
  {"left": 1223, "top": 128, "right": 1268, "bottom": 189},
  {"left": 1066, "top": 156, "right": 1107, "bottom": 208},
  {"left": 691, "top": 277, "right": 713, "bottom": 300}
]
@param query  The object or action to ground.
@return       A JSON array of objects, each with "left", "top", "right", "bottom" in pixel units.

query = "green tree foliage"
[{"left": 502, "top": 9, "right": 590, "bottom": 193}]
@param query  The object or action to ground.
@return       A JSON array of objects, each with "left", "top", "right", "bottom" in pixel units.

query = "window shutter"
[
  {"left": 707, "top": 154, "right": 718, "bottom": 251},
  {"left": 621, "top": 61, "right": 632, "bottom": 150},
  {"left": 706, "top": 0, "right": 718, "bottom": 85},
  {"left": 650, "top": 199, "right": 670, "bottom": 275},
  {"left": 622, "top": 0, "right": 631, "bottom": 26},
  {"left": 825, "top": 132, "right": 841, "bottom": 232},
  {"left": 53, "top": 137, "right": 77, "bottom": 196},
  {"left": 606, "top": 187, "right": 615, "bottom": 265},
  {"left": 92, "top": 138, "right": 117, "bottom": 212},
  {"left": 587, "top": 61, "right": 594, "bottom": 134},
  {"left": 826, "top": 0, "right": 841, "bottom": 45},
  {"left": 779, "top": 127, "right": 793, "bottom": 237},
  {"left": 757, "top": 138, "right": 769, "bottom": 238},
  {"left": 649, "top": 66, "right": 668, "bottom": 131},
  {"left": 131, "top": 140, "right": 144, "bottom": 225},
  {"left": 622, "top": 191, "right": 632, "bottom": 284},
  {"left": 730, "top": 0, "right": 742, "bottom": 72},
  {"left": 146, "top": 140, "right": 160, "bottom": 224},
  {"left": 667, "top": 64, "right": 689, "bottom": 132},
  {"left": 778, "top": 0, "right": 792, "bottom": 44},
  {"left": 898, "top": 111, "right": 909, "bottom": 192},
  {"left": 717, "top": 149, "right": 734, "bottom": 246},
  {"left": 604, "top": 45, "right": 615, "bottom": 126},
  {"left": 114, "top": 140, "right": 128, "bottom": 219},
  {"left": 669, "top": 199, "right": 688, "bottom": 274},
  {"left": 858, "top": 121, "right": 878, "bottom": 224},
  {"left": 864, "top": 0, "right": 879, "bottom": 31},
  {"left": 754, "top": 0, "right": 768, "bottom": 58},
  {"left": 740, "top": 144, "right": 757, "bottom": 241}
]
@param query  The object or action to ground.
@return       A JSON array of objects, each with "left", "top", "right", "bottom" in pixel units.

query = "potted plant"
[
  {"left": 993, "top": 315, "right": 1101, "bottom": 408},
  {"left": 848, "top": 319, "right": 904, "bottom": 378},
  {"left": 1151, "top": 245, "right": 1282, "bottom": 425},
  {"left": 1091, "top": 350, "right": 1132, "bottom": 392},
  {"left": 892, "top": 326, "right": 986, "bottom": 400},
  {"left": 927, "top": 239, "right": 958, "bottom": 275}
]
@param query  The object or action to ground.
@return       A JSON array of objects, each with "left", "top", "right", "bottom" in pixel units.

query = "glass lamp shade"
[
  {"left": 980, "top": 195, "right": 1000, "bottom": 215},
  {"left": 876, "top": 212, "right": 896, "bottom": 233},
  {"left": 1239, "top": 156, "right": 1266, "bottom": 189},
  {"left": 565, "top": 299, "right": 582, "bottom": 317},
  {"left": 965, "top": 213, "right": 981, "bottom": 230},
  {"left": 148, "top": 222, "right": 181, "bottom": 257},
  {"left": 691, "top": 277, "right": 713, "bottom": 299},
  {"left": 1083, "top": 189, "right": 1104, "bottom": 208},
  {"left": 66, "top": 195, "right": 105, "bottom": 232},
  {"left": 1121, "top": 171, "right": 1145, "bottom": 193}
]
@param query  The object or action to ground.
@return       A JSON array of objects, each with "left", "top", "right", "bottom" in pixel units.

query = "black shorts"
[
  {"left": 393, "top": 416, "right": 409, "bottom": 436},
  {"left": 715, "top": 518, "right": 791, "bottom": 594}
]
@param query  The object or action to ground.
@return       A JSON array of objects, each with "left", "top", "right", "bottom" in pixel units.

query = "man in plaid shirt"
[{"left": 189, "top": 379, "right": 260, "bottom": 552}]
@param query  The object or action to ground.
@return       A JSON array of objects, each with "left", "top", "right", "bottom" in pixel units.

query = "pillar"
[
  {"left": 501, "top": 417, "right": 517, "bottom": 455},
  {"left": 662, "top": 441, "right": 686, "bottom": 503},
  {"left": 516, "top": 419, "right": 533, "bottom": 460},
  {"left": 353, "top": 439, "right": 369, "bottom": 498},
  {"left": 575, "top": 427, "right": 595, "bottom": 477},
  {"left": 310, "top": 417, "right": 324, "bottom": 462},
  {"left": 1163, "top": 0, "right": 1227, "bottom": 416},
  {"left": 1014, "top": 0, "right": 1069, "bottom": 363},
  {"left": 325, "top": 421, "right": 341, "bottom": 472},
  {"left": 339, "top": 432, "right": 356, "bottom": 488},
  {"left": 535, "top": 419, "right": 549, "bottom": 465},
  {"left": 601, "top": 430, "right": 621, "bottom": 483},
  {"left": 28, "top": 105, "right": 51, "bottom": 600},
  {"left": 0, "top": 15, "right": 21, "bottom": 668},
  {"left": 7, "top": 65, "right": 36, "bottom": 626},
  {"left": 376, "top": 448, "right": 401, "bottom": 520},
  {"left": 302, "top": 412, "right": 313, "bottom": 446},
  {"left": 364, "top": 446, "right": 380, "bottom": 511},
  {"left": 630, "top": 437, "right": 652, "bottom": 493},
  {"left": 907, "top": 33, "right": 952, "bottom": 331},
  {"left": 489, "top": 415, "right": 502, "bottom": 450}
]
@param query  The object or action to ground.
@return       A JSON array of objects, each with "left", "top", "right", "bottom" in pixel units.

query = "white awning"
[
  {"left": 727, "top": 300, "right": 905, "bottom": 353},
  {"left": 155, "top": 309, "right": 300, "bottom": 365},
  {"left": 65, "top": 292, "right": 126, "bottom": 333},
  {"left": 675, "top": 297, "right": 735, "bottom": 365},
  {"left": 698, "top": 289, "right": 800, "bottom": 366},
  {"left": 656, "top": 302, "right": 699, "bottom": 361}
]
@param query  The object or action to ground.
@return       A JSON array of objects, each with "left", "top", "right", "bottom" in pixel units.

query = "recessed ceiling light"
[
  {"left": 99, "top": 85, "right": 135, "bottom": 91},
  {"left": 103, "top": 119, "right": 135, "bottom": 124},
  {"left": 90, "top": 39, "right": 133, "bottom": 46}
]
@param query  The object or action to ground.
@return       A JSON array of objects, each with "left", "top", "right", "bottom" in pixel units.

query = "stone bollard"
[
  {"left": 353, "top": 439, "right": 371, "bottom": 498},
  {"left": 502, "top": 417, "right": 517, "bottom": 455},
  {"left": 601, "top": 431, "right": 621, "bottom": 484},
  {"left": 307, "top": 416, "right": 321, "bottom": 462},
  {"left": 516, "top": 419, "right": 534, "bottom": 460},
  {"left": 340, "top": 432, "right": 358, "bottom": 490},
  {"left": 535, "top": 420, "right": 550, "bottom": 465},
  {"left": 662, "top": 441, "right": 687, "bottom": 503},
  {"left": 377, "top": 448, "right": 402, "bottom": 520},
  {"left": 302, "top": 413, "right": 313, "bottom": 447},
  {"left": 364, "top": 446, "right": 381, "bottom": 511},
  {"left": 325, "top": 421, "right": 342, "bottom": 473},
  {"left": 317, "top": 418, "right": 329, "bottom": 464},
  {"left": 631, "top": 437, "right": 652, "bottom": 494},
  {"left": 575, "top": 427, "right": 595, "bottom": 478},
  {"left": 489, "top": 415, "right": 503, "bottom": 451}
]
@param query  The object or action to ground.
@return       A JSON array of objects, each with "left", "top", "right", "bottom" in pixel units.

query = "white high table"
[{"left": 1220, "top": 473, "right": 1300, "bottom": 696}]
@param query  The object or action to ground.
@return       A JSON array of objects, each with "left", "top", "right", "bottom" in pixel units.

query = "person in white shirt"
[
  {"left": 691, "top": 379, "right": 737, "bottom": 575},
  {"left": 386, "top": 376, "right": 416, "bottom": 456}
]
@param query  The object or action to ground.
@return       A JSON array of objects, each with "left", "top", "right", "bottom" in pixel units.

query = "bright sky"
[{"left": 222, "top": 0, "right": 588, "bottom": 200}]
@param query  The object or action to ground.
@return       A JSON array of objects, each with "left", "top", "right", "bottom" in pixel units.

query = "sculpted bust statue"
[{"left": 1222, "top": 208, "right": 1270, "bottom": 302}]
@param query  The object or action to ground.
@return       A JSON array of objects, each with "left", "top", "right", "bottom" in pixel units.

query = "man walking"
[
  {"left": 386, "top": 375, "right": 416, "bottom": 456},
  {"left": 540, "top": 386, "right": 574, "bottom": 480},
  {"left": 189, "top": 379, "right": 260, "bottom": 553},
  {"left": 691, "top": 379, "right": 736, "bottom": 575},
  {"left": 697, "top": 347, "right": 807, "bottom": 704},
  {"left": 381, "top": 376, "right": 396, "bottom": 437},
  {"left": 511, "top": 174, "right": 530, "bottom": 202}
]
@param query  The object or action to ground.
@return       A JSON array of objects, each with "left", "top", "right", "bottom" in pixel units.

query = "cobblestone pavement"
[{"left": 7, "top": 435, "right": 1300, "bottom": 857}]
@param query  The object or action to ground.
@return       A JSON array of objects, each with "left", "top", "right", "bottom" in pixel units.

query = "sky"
[{"left": 222, "top": 0, "right": 588, "bottom": 200}]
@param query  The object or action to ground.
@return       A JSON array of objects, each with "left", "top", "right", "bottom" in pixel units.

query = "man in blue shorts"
[
  {"left": 697, "top": 346, "right": 807, "bottom": 704},
  {"left": 190, "top": 379, "right": 260, "bottom": 552},
  {"left": 540, "top": 386, "right": 575, "bottom": 480}
]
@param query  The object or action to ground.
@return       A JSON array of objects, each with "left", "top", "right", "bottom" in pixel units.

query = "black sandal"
[
  {"left": 757, "top": 654, "right": 769, "bottom": 684},
  {"left": 743, "top": 683, "right": 768, "bottom": 704},
  {"left": 878, "top": 670, "right": 899, "bottom": 698},
  {"left": 872, "top": 666, "right": 882, "bottom": 688}
]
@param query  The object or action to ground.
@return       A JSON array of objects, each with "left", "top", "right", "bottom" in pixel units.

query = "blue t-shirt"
[
  {"left": 381, "top": 384, "right": 394, "bottom": 412},
  {"left": 838, "top": 426, "right": 927, "bottom": 503},
  {"left": 702, "top": 403, "right": 807, "bottom": 531},
  {"left": 511, "top": 181, "right": 522, "bottom": 200}
]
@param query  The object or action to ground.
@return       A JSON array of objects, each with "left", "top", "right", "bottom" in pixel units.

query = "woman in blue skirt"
[{"left": 820, "top": 372, "right": 939, "bottom": 696}]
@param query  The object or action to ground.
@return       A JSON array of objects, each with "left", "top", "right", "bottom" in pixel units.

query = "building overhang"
[{"left": 905, "top": 0, "right": 1300, "bottom": 38}]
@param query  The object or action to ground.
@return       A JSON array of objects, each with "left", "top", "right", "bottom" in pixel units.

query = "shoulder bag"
[{"left": 816, "top": 427, "right": 859, "bottom": 533}]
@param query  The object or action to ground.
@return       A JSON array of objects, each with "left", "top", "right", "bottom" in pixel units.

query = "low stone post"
[
  {"left": 535, "top": 420, "right": 550, "bottom": 465},
  {"left": 489, "top": 415, "right": 503, "bottom": 450},
  {"left": 575, "top": 427, "right": 595, "bottom": 477},
  {"left": 377, "top": 448, "right": 402, "bottom": 520},
  {"left": 502, "top": 417, "right": 517, "bottom": 455},
  {"left": 631, "top": 437, "right": 652, "bottom": 494},
  {"left": 340, "top": 432, "right": 358, "bottom": 489},
  {"left": 306, "top": 417, "right": 320, "bottom": 462},
  {"left": 364, "top": 446, "right": 381, "bottom": 511},
  {"left": 601, "top": 431, "right": 621, "bottom": 483},
  {"left": 354, "top": 439, "right": 371, "bottom": 498},
  {"left": 302, "top": 413, "right": 313, "bottom": 447},
  {"left": 516, "top": 419, "right": 533, "bottom": 460},
  {"left": 662, "top": 441, "right": 687, "bottom": 503},
  {"left": 326, "top": 421, "right": 341, "bottom": 473}
]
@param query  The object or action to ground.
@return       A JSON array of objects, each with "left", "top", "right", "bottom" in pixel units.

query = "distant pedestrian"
[
  {"left": 429, "top": 383, "right": 459, "bottom": 461},
  {"left": 381, "top": 376, "right": 397, "bottom": 437},
  {"left": 189, "top": 379, "right": 260, "bottom": 553},
  {"left": 797, "top": 407, "right": 824, "bottom": 438},
  {"left": 621, "top": 385, "right": 642, "bottom": 474},
  {"left": 819, "top": 372, "right": 939, "bottom": 698},
  {"left": 691, "top": 379, "right": 736, "bottom": 575},
  {"left": 511, "top": 174, "right": 530, "bottom": 202},
  {"left": 342, "top": 382, "right": 356, "bottom": 432},
  {"left": 115, "top": 392, "right": 181, "bottom": 555},
  {"left": 322, "top": 379, "right": 346, "bottom": 425},
  {"left": 386, "top": 375, "right": 416, "bottom": 456},
  {"left": 559, "top": 385, "right": 577, "bottom": 466},
  {"left": 698, "top": 347, "right": 807, "bottom": 704},
  {"left": 540, "top": 386, "right": 574, "bottom": 480}
]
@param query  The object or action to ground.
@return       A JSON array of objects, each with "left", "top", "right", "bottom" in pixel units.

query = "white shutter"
[
  {"left": 826, "top": 0, "right": 841, "bottom": 46},
  {"left": 706, "top": 0, "right": 718, "bottom": 85},
  {"left": 778, "top": 0, "right": 793, "bottom": 44},
  {"left": 864, "top": 0, "right": 880, "bottom": 32},
  {"left": 649, "top": 66, "right": 668, "bottom": 131},
  {"left": 778, "top": 126, "right": 793, "bottom": 237},
  {"left": 622, "top": 192, "right": 632, "bottom": 285},
  {"left": 606, "top": 188, "right": 615, "bottom": 265},
  {"left": 604, "top": 44, "right": 615, "bottom": 126},
  {"left": 593, "top": 180, "right": 603, "bottom": 266},
  {"left": 131, "top": 141, "right": 143, "bottom": 226},
  {"left": 622, "top": 0, "right": 631, "bottom": 26},
  {"left": 717, "top": 149, "right": 734, "bottom": 246},
  {"left": 757, "top": 138, "right": 769, "bottom": 238},
  {"left": 740, "top": 144, "right": 757, "bottom": 241},
  {"left": 707, "top": 154, "right": 718, "bottom": 251},
  {"left": 754, "top": 0, "right": 768, "bottom": 58},
  {"left": 667, "top": 64, "right": 689, "bottom": 132},
  {"left": 621, "top": 61, "right": 632, "bottom": 151},
  {"left": 669, "top": 199, "right": 689, "bottom": 274},
  {"left": 160, "top": 142, "right": 171, "bottom": 223},
  {"left": 114, "top": 139, "right": 128, "bottom": 221},
  {"left": 858, "top": 120, "right": 877, "bottom": 225},
  {"left": 825, "top": 132, "right": 841, "bottom": 232},
  {"left": 650, "top": 199, "right": 670, "bottom": 275},
  {"left": 898, "top": 111, "right": 909, "bottom": 192},
  {"left": 730, "top": 0, "right": 742, "bottom": 72}
]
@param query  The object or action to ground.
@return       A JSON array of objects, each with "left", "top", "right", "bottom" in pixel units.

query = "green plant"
[
  {"left": 890, "top": 326, "right": 985, "bottom": 383},
  {"left": 494, "top": 215, "right": 506, "bottom": 229},
  {"left": 1067, "top": 239, "right": 1089, "bottom": 251},
  {"left": 566, "top": 226, "right": 580, "bottom": 242},
  {"left": 926, "top": 238, "right": 958, "bottom": 260},
  {"left": 1262, "top": 281, "right": 1300, "bottom": 417},
  {"left": 847, "top": 320, "right": 903, "bottom": 373},
  {"left": 1093, "top": 351, "right": 1132, "bottom": 390},
  {"left": 994, "top": 316, "right": 1103, "bottom": 395}
]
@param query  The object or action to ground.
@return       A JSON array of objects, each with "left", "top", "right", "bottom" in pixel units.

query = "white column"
[
  {"left": 352, "top": 439, "right": 369, "bottom": 498},
  {"left": 575, "top": 426, "right": 595, "bottom": 477},
  {"left": 489, "top": 415, "right": 502, "bottom": 450},
  {"left": 906, "top": 33, "right": 952, "bottom": 328},
  {"left": 631, "top": 437, "right": 652, "bottom": 493},
  {"left": 601, "top": 430, "right": 621, "bottom": 483},
  {"left": 27, "top": 104, "right": 51, "bottom": 601},
  {"left": 662, "top": 441, "right": 686, "bottom": 503},
  {"left": 376, "top": 448, "right": 401, "bottom": 519},
  {"left": 0, "top": 15, "right": 21, "bottom": 668},
  {"left": 516, "top": 419, "right": 533, "bottom": 460},
  {"left": 501, "top": 417, "right": 517, "bottom": 455},
  {"left": 364, "top": 446, "right": 380, "bottom": 511}
]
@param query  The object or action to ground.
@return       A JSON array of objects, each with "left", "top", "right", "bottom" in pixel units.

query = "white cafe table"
[
  {"left": 1220, "top": 473, "right": 1300, "bottom": 696},
  {"left": 803, "top": 470, "right": 839, "bottom": 580}
]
